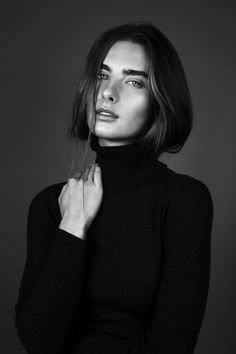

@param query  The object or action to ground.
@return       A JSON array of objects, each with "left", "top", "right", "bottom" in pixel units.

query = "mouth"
[{"left": 96, "top": 107, "right": 119, "bottom": 119}]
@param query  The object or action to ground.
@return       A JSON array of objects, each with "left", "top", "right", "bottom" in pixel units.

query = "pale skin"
[
  {"left": 58, "top": 164, "right": 103, "bottom": 239},
  {"left": 58, "top": 41, "right": 151, "bottom": 239}
]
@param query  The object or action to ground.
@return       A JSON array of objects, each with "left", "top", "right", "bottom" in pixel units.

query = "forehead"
[{"left": 103, "top": 41, "right": 149, "bottom": 71}]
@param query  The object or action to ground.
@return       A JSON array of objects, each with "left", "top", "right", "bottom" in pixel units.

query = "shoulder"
[
  {"left": 168, "top": 173, "right": 213, "bottom": 206},
  {"left": 159, "top": 169, "right": 214, "bottom": 223},
  {"left": 28, "top": 182, "right": 66, "bottom": 227},
  {"left": 30, "top": 181, "right": 66, "bottom": 205},
  {"left": 152, "top": 161, "right": 212, "bottom": 204},
  {"left": 153, "top": 161, "right": 212, "bottom": 203}
]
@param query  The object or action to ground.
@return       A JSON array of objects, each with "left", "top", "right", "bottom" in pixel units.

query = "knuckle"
[{"left": 68, "top": 177, "right": 76, "bottom": 185}]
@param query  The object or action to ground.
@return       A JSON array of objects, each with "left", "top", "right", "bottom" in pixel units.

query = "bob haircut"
[{"left": 68, "top": 21, "right": 193, "bottom": 160}]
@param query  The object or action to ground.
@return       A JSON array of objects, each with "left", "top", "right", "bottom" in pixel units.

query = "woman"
[{"left": 15, "top": 22, "right": 214, "bottom": 354}]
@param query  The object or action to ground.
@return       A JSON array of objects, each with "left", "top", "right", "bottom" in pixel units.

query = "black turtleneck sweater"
[{"left": 15, "top": 136, "right": 214, "bottom": 354}]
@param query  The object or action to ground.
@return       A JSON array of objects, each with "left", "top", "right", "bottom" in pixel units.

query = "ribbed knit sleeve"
[
  {"left": 14, "top": 188, "right": 88, "bottom": 354},
  {"left": 126, "top": 177, "right": 214, "bottom": 354}
]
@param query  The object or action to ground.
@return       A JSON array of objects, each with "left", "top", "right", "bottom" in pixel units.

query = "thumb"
[{"left": 94, "top": 164, "right": 102, "bottom": 188}]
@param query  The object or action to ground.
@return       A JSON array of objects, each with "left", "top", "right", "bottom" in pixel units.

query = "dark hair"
[{"left": 68, "top": 21, "right": 193, "bottom": 160}]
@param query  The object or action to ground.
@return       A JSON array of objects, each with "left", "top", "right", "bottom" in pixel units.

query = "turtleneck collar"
[{"left": 89, "top": 134, "right": 166, "bottom": 201}]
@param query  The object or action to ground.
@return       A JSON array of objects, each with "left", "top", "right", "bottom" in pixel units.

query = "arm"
[
  {"left": 15, "top": 187, "right": 88, "bottom": 354},
  {"left": 127, "top": 177, "right": 214, "bottom": 353}
]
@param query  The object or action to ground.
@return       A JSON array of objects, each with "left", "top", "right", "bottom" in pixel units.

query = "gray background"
[{"left": 1, "top": 0, "right": 235, "bottom": 353}]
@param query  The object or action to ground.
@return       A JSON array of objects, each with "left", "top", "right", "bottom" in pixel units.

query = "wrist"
[{"left": 59, "top": 217, "right": 87, "bottom": 239}]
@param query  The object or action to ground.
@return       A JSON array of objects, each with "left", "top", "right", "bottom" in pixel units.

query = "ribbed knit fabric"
[{"left": 15, "top": 135, "right": 214, "bottom": 354}]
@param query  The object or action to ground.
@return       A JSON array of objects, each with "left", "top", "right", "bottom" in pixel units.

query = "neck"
[
  {"left": 97, "top": 137, "right": 139, "bottom": 147},
  {"left": 89, "top": 134, "right": 162, "bottom": 201}
]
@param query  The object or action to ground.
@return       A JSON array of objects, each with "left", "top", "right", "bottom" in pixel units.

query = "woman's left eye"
[{"left": 128, "top": 80, "right": 143, "bottom": 88}]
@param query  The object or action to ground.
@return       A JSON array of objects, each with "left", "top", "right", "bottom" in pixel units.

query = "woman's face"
[{"left": 87, "top": 40, "right": 151, "bottom": 146}]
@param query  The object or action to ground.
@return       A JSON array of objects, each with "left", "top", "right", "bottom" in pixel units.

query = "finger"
[
  {"left": 59, "top": 183, "right": 67, "bottom": 197},
  {"left": 61, "top": 183, "right": 67, "bottom": 192},
  {"left": 83, "top": 166, "right": 90, "bottom": 181},
  {"left": 67, "top": 177, "right": 77, "bottom": 186},
  {"left": 72, "top": 171, "right": 83, "bottom": 180},
  {"left": 94, "top": 164, "right": 102, "bottom": 187},
  {"left": 87, "top": 162, "right": 96, "bottom": 182},
  {"left": 58, "top": 183, "right": 67, "bottom": 203}
]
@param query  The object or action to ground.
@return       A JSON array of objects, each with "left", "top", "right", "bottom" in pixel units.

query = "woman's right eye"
[{"left": 98, "top": 72, "right": 108, "bottom": 80}]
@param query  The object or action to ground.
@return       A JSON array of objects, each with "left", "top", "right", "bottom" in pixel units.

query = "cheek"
[{"left": 128, "top": 94, "right": 150, "bottom": 119}]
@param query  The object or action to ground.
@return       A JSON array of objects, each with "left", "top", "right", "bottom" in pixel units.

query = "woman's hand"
[{"left": 58, "top": 163, "right": 103, "bottom": 238}]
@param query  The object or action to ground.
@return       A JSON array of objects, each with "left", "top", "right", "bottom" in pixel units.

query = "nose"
[{"left": 101, "top": 84, "right": 119, "bottom": 103}]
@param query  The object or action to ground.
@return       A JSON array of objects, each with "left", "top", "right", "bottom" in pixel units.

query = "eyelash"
[{"left": 97, "top": 72, "right": 144, "bottom": 88}]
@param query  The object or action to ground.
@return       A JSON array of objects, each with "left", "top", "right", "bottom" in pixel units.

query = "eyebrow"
[{"left": 100, "top": 63, "right": 148, "bottom": 79}]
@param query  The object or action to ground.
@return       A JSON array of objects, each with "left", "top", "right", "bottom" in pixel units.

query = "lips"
[{"left": 96, "top": 107, "right": 119, "bottom": 119}]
